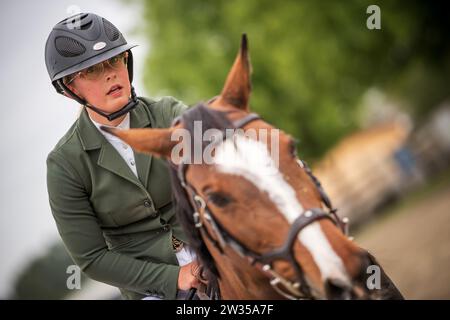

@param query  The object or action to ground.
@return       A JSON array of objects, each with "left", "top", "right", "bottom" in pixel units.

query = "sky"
[{"left": 0, "top": 0, "right": 149, "bottom": 298}]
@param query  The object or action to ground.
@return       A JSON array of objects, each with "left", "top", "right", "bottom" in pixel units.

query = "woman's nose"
[{"left": 105, "top": 69, "right": 117, "bottom": 81}]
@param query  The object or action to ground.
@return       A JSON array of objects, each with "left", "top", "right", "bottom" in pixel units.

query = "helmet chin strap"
[{"left": 57, "top": 79, "right": 139, "bottom": 122}]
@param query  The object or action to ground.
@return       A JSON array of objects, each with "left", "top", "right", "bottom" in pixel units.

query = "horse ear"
[
  {"left": 213, "top": 34, "right": 252, "bottom": 111},
  {"left": 100, "top": 127, "right": 176, "bottom": 158}
]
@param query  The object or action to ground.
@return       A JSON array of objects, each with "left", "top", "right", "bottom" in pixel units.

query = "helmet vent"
[
  {"left": 55, "top": 36, "right": 86, "bottom": 57},
  {"left": 78, "top": 20, "right": 93, "bottom": 30},
  {"left": 61, "top": 13, "right": 91, "bottom": 30},
  {"left": 103, "top": 18, "right": 120, "bottom": 41}
]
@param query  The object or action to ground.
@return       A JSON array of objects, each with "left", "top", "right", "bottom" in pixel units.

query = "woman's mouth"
[{"left": 107, "top": 85, "right": 123, "bottom": 97}]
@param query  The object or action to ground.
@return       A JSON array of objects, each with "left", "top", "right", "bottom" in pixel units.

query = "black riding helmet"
[{"left": 45, "top": 13, "right": 138, "bottom": 121}]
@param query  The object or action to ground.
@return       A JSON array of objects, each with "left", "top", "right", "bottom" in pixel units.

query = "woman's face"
[{"left": 66, "top": 52, "right": 131, "bottom": 115}]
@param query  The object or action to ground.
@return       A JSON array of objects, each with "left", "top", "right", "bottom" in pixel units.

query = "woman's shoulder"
[
  {"left": 138, "top": 96, "right": 188, "bottom": 127},
  {"left": 139, "top": 95, "right": 183, "bottom": 107},
  {"left": 47, "top": 118, "right": 84, "bottom": 162}
]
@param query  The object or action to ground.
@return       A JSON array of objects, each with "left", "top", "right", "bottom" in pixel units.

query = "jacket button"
[
  {"left": 144, "top": 200, "right": 152, "bottom": 207},
  {"left": 162, "top": 225, "right": 170, "bottom": 232},
  {"left": 150, "top": 212, "right": 159, "bottom": 218}
]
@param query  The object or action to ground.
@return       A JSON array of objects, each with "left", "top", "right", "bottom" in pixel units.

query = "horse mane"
[{"left": 168, "top": 103, "right": 234, "bottom": 299}]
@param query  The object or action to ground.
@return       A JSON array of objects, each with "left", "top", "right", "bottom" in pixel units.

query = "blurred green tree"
[
  {"left": 10, "top": 242, "right": 87, "bottom": 299},
  {"left": 133, "top": 0, "right": 449, "bottom": 160}
]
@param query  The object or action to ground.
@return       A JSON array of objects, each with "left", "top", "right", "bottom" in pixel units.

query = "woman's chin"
[{"left": 108, "top": 96, "right": 130, "bottom": 110}]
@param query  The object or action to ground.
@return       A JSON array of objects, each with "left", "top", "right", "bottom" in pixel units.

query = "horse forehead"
[
  {"left": 213, "top": 135, "right": 305, "bottom": 221},
  {"left": 214, "top": 134, "right": 273, "bottom": 170},
  {"left": 212, "top": 133, "right": 292, "bottom": 185}
]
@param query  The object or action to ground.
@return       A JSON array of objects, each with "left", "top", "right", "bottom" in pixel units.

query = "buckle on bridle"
[
  {"left": 194, "top": 195, "right": 206, "bottom": 210},
  {"left": 193, "top": 212, "right": 202, "bottom": 228},
  {"left": 193, "top": 195, "right": 207, "bottom": 228}
]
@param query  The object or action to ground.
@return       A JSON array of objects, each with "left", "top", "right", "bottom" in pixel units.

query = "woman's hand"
[{"left": 177, "top": 261, "right": 201, "bottom": 291}]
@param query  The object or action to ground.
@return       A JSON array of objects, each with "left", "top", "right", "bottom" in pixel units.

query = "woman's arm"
[{"left": 46, "top": 151, "right": 180, "bottom": 299}]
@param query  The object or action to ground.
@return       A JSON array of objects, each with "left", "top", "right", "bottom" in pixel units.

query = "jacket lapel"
[
  {"left": 77, "top": 99, "right": 154, "bottom": 188},
  {"left": 130, "top": 99, "right": 154, "bottom": 187},
  {"left": 98, "top": 141, "right": 143, "bottom": 187}
]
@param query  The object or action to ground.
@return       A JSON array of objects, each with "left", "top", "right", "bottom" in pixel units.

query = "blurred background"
[{"left": 0, "top": 0, "right": 449, "bottom": 299}]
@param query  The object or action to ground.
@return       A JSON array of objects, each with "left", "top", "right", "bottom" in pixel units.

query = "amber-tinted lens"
[
  {"left": 79, "top": 53, "right": 127, "bottom": 81},
  {"left": 107, "top": 53, "right": 127, "bottom": 69},
  {"left": 81, "top": 63, "right": 104, "bottom": 81},
  {"left": 108, "top": 57, "right": 120, "bottom": 68}
]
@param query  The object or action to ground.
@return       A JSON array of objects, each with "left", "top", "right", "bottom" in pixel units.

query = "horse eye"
[{"left": 207, "top": 192, "right": 233, "bottom": 207}]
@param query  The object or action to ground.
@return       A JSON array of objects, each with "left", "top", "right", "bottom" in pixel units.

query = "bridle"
[{"left": 173, "top": 104, "right": 350, "bottom": 300}]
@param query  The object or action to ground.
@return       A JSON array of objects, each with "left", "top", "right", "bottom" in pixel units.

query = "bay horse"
[{"left": 102, "top": 35, "right": 403, "bottom": 299}]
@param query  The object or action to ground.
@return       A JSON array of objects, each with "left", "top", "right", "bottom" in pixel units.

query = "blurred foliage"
[
  {"left": 11, "top": 241, "right": 87, "bottom": 299},
  {"left": 132, "top": 0, "right": 450, "bottom": 160}
]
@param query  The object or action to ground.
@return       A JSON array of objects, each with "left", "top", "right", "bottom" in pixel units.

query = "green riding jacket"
[{"left": 46, "top": 96, "right": 189, "bottom": 300}]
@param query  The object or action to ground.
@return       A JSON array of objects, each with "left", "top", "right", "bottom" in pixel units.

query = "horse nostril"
[{"left": 325, "top": 278, "right": 353, "bottom": 300}]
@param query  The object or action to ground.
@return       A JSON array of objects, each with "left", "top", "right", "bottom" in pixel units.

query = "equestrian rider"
[{"left": 45, "top": 12, "right": 200, "bottom": 300}]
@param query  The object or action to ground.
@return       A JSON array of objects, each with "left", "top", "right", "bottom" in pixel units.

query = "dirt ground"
[{"left": 354, "top": 182, "right": 450, "bottom": 299}]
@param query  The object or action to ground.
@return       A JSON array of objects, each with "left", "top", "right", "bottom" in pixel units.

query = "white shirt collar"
[{"left": 89, "top": 113, "right": 130, "bottom": 141}]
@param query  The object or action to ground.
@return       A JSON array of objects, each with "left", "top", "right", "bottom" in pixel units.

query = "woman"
[{"left": 45, "top": 12, "right": 201, "bottom": 300}]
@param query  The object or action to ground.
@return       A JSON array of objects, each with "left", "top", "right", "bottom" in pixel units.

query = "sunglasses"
[{"left": 66, "top": 52, "right": 128, "bottom": 85}]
